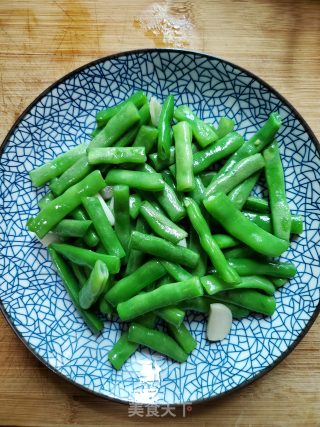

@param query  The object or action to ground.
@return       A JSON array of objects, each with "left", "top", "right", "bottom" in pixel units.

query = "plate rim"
[{"left": 0, "top": 47, "right": 319, "bottom": 406}]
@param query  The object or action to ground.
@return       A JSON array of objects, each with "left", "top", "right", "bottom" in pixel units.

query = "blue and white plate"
[{"left": 0, "top": 49, "right": 319, "bottom": 405}]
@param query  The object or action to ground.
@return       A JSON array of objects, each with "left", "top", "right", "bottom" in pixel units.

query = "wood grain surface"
[{"left": 0, "top": 1, "right": 319, "bottom": 426}]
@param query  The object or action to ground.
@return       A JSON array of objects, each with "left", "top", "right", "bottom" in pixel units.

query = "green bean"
[
  {"left": 50, "top": 243, "right": 120, "bottom": 273},
  {"left": 50, "top": 155, "right": 92, "bottom": 196},
  {"left": 173, "top": 121, "right": 194, "bottom": 192},
  {"left": 204, "top": 192, "right": 289, "bottom": 257},
  {"left": 71, "top": 263, "right": 87, "bottom": 287},
  {"left": 113, "top": 185, "right": 131, "bottom": 257},
  {"left": 117, "top": 277, "right": 203, "bottom": 321},
  {"left": 179, "top": 297, "right": 250, "bottom": 319},
  {"left": 48, "top": 247, "right": 103, "bottom": 333},
  {"left": 199, "top": 171, "right": 217, "bottom": 187},
  {"left": 129, "top": 231, "right": 199, "bottom": 268},
  {"left": 201, "top": 274, "right": 275, "bottom": 296},
  {"left": 189, "top": 227, "right": 208, "bottom": 277},
  {"left": 174, "top": 105, "right": 218, "bottom": 148},
  {"left": 158, "top": 95, "right": 174, "bottom": 160},
  {"left": 29, "top": 143, "right": 88, "bottom": 187},
  {"left": 38, "top": 192, "right": 54, "bottom": 209},
  {"left": 28, "top": 170, "right": 106, "bottom": 238},
  {"left": 227, "top": 172, "right": 260, "bottom": 210},
  {"left": 157, "top": 274, "right": 172, "bottom": 286},
  {"left": 82, "top": 196, "right": 125, "bottom": 258},
  {"left": 140, "top": 201, "right": 187, "bottom": 244},
  {"left": 125, "top": 218, "right": 149, "bottom": 276},
  {"left": 88, "top": 147, "right": 146, "bottom": 165},
  {"left": 211, "top": 113, "right": 282, "bottom": 181},
  {"left": 108, "top": 312, "right": 157, "bottom": 370},
  {"left": 189, "top": 175, "right": 205, "bottom": 204},
  {"left": 228, "top": 258, "right": 296, "bottom": 278},
  {"left": 206, "top": 154, "right": 265, "bottom": 198},
  {"left": 212, "top": 234, "right": 240, "bottom": 249},
  {"left": 129, "top": 194, "right": 142, "bottom": 220},
  {"left": 243, "top": 212, "right": 303, "bottom": 234},
  {"left": 264, "top": 141, "right": 291, "bottom": 240},
  {"left": 79, "top": 260, "right": 109, "bottom": 309},
  {"left": 105, "top": 169, "right": 165, "bottom": 191},
  {"left": 244, "top": 196, "right": 269, "bottom": 213},
  {"left": 272, "top": 278, "right": 287, "bottom": 288},
  {"left": 114, "top": 103, "right": 151, "bottom": 148},
  {"left": 71, "top": 207, "right": 100, "bottom": 247},
  {"left": 209, "top": 289, "right": 276, "bottom": 316},
  {"left": 224, "top": 246, "right": 257, "bottom": 259},
  {"left": 216, "top": 117, "right": 235, "bottom": 139},
  {"left": 155, "top": 306, "right": 185, "bottom": 328},
  {"left": 53, "top": 219, "right": 92, "bottom": 238},
  {"left": 90, "top": 102, "right": 140, "bottom": 149},
  {"left": 106, "top": 260, "right": 166, "bottom": 306},
  {"left": 128, "top": 324, "right": 188, "bottom": 362},
  {"left": 161, "top": 261, "right": 192, "bottom": 282},
  {"left": 149, "top": 146, "right": 175, "bottom": 171},
  {"left": 184, "top": 197, "right": 240, "bottom": 284},
  {"left": 91, "top": 128, "right": 102, "bottom": 138},
  {"left": 167, "top": 322, "right": 197, "bottom": 353},
  {"left": 96, "top": 91, "right": 147, "bottom": 127},
  {"left": 133, "top": 125, "right": 158, "bottom": 154},
  {"left": 193, "top": 132, "right": 244, "bottom": 174},
  {"left": 99, "top": 295, "right": 113, "bottom": 316}
]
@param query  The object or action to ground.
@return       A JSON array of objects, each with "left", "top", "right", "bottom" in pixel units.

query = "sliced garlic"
[
  {"left": 207, "top": 303, "right": 233, "bottom": 341},
  {"left": 96, "top": 193, "right": 115, "bottom": 226}
]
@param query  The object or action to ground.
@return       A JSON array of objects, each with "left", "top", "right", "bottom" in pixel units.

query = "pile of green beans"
[{"left": 27, "top": 91, "right": 302, "bottom": 370}]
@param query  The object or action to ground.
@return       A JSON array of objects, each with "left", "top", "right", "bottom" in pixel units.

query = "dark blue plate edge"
[{"left": 0, "top": 47, "right": 319, "bottom": 407}]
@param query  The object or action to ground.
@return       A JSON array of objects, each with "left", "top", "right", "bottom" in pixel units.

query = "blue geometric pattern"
[{"left": 0, "top": 49, "right": 319, "bottom": 405}]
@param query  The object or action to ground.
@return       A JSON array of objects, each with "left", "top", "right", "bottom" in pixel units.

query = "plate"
[{"left": 0, "top": 49, "right": 319, "bottom": 405}]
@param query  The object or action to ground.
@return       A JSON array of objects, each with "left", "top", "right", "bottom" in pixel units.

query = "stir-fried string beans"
[
  {"left": 158, "top": 95, "right": 174, "bottom": 160},
  {"left": 28, "top": 92, "right": 302, "bottom": 369},
  {"left": 184, "top": 197, "right": 240, "bottom": 284}
]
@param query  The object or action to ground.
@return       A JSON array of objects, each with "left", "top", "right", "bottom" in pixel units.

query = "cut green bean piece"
[
  {"left": 71, "top": 263, "right": 87, "bottom": 288},
  {"left": 129, "top": 231, "right": 199, "bottom": 268},
  {"left": 82, "top": 196, "right": 125, "bottom": 258},
  {"left": 128, "top": 324, "right": 188, "bottom": 363},
  {"left": 272, "top": 278, "right": 288, "bottom": 288},
  {"left": 48, "top": 248, "right": 103, "bottom": 333},
  {"left": 106, "top": 259, "right": 166, "bottom": 306},
  {"left": 158, "top": 95, "right": 174, "bottom": 160},
  {"left": 228, "top": 258, "right": 296, "bottom": 278},
  {"left": 204, "top": 192, "right": 289, "bottom": 257},
  {"left": 133, "top": 125, "right": 159, "bottom": 154},
  {"left": 209, "top": 289, "right": 276, "bottom": 316},
  {"left": 71, "top": 207, "right": 100, "bottom": 248},
  {"left": 189, "top": 227, "right": 208, "bottom": 277},
  {"left": 50, "top": 243, "right": 120, "bottom": 273},
  {"left": 38, "top": 192, "right": 54, "bottom": 209},
  {"left": 216, "top": 117, "right": 235, "bottom": 139},
  {"left": 96, "top": 91, "right": 147, "bottom": 127},
  {"left": 224, "top": 246, "right": 257, "bottom": 259},
  {"left": 167, "top": 322, "right": 197, "bottom": 353},
  {"left": 29, "top": 143, "right": 88, "bottom": 187},
  {"left": 105, "top": 169, "right": 165, "bottom": 191},
  {"left": 53, "top": 219, "right": 92, "bottom": 238},
  {"left": 174, "top": 105, "right": 218, "bottom": 148},
  {"left": 264, "top": 141, "right": 291, "bottom": 240},
  {"left": 129, "top": 194, "right": 142, "bottom": 220},
  {"left": 200, "top": 171, "right": 217, "bottom": 187},
  {"left": 28, "top": 170, "right": 106, "bottom": 238},
  {"left": 125, "top": 218, "right": 149, "bottom": 276},
  {"left": 90, "top": 102, "right": 140, "bottom": 149},
  {"left": 193, "top": 132, "right": 244, "bottom": 174},
  {"left": 206, "top": 154, "right": 265, "bottom": 198},
  {"left": 228, "top": 172, "right": 260, "bottom": 210},
  {"left": 184, "top": 197, "right": 240, "bottom": 284},
  {"left": 161, "top": 261, "right": 192, "bottom": 282},
  {"left": 79, "top": 260, "right": 109, "bottom": 309},
  {"left": 149, "top": 146, "right": 175, "bottom": 171},
  {"left": 113, "top": 185, "right": 131, "bottom": 257},
  {"left": 114, "top": 103, "right": 151, "bottom": 148},
  {"left": 244, "top": 196, "right": 269, "bottom": 213},
  {"left": 91, "top": 128, "right": 102, "bottom": 138},
  {"left": 155, "top": 306, "right": 185, "bottom": 328},
  {"left": 88, "top": 147, "right": 146, "bottom": 165},
  {"left": 189, "top": 175, "right": 205, "bottom": 204},
  {"left": 243, "top": 212, "right": 303, "bottom": 235},
  {"left": 173, "top": 121, "right": 194, "bottom": 192},
  {"left": 212, "top": 234, "right": 240, "bottom": 249},
  {"left": 201, "top": 274, "right": 275, "bottom": 296},
  {"left": 140, "top": 201, "right": 187, "bottom": 244},
  {"left": 179, "top": 297, "right": 250, "bottom": 319},
  {"left": 117, "top": 277, "right": 203, "bottom": 321},
  {"left": 50, "top": 155, "right": 92, "bottom": 196}
]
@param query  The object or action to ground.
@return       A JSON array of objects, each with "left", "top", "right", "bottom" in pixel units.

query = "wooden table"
[{"left": 0, "top": 1, "right": 319, "bottom": 425}]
